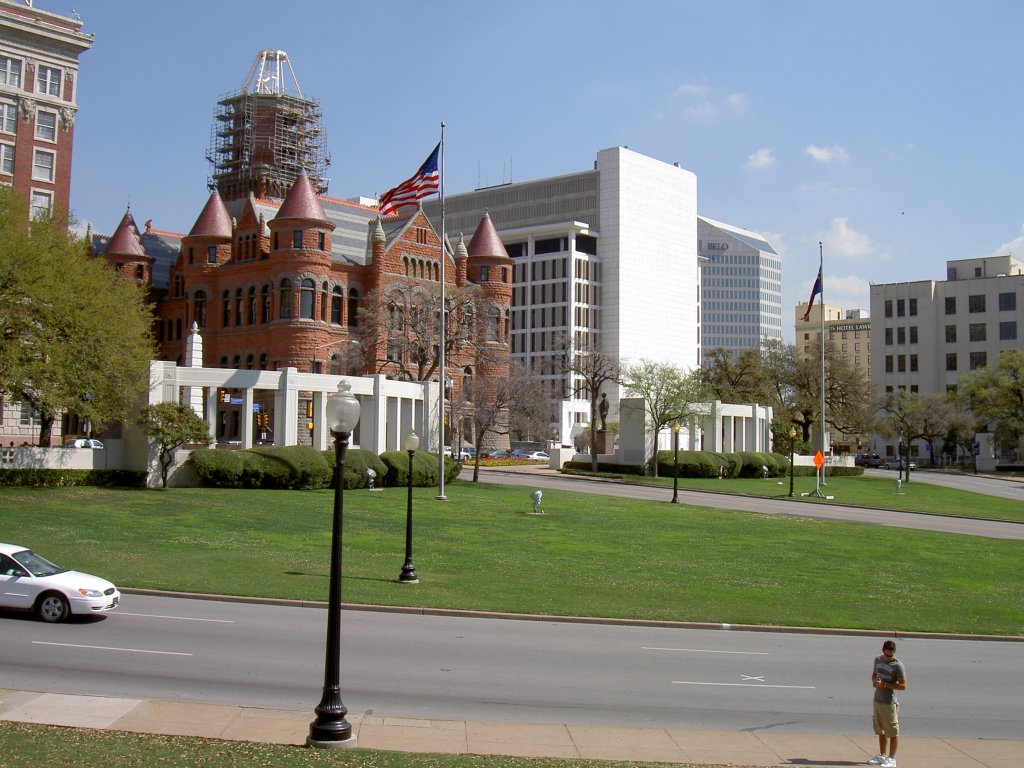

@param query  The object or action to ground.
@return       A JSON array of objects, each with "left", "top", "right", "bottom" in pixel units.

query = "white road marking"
[
  {"left": 643, "top": 646, "right": 769, "bottom": 655},
  {"left": 32, "top": 641, "right": 193, "bottom": 657},
  {"left": 741, "top": 675, "right": 765, "bottom": 681},
  {"left": 115, "top": 612, "right": 234, "bottom": 623},
  {"left": 673, "top": 680, "right": 815, "bottom": 689}
]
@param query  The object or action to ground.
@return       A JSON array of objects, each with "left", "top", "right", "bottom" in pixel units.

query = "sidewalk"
[{"left": 2, "top": 689, "right": 1021, "bottom": 767}]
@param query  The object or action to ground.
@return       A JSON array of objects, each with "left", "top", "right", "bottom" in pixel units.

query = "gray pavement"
[{"left": 3, "top": 687, "right": 1022, "bottom": 766}]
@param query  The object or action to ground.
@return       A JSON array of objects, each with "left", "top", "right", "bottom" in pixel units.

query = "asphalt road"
[
  {"left": 2, "top": 593, "right": 1022, "bottom": 740},
  {"left": 469, "top": 468, "right": 1024, "bottom": 540}
]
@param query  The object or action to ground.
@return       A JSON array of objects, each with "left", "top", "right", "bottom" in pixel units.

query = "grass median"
[{"left": 2, "top": 481, "right": 1021, "bottom": 635}]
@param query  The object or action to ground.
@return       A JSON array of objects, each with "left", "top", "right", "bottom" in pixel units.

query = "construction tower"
[{"left": 206, "top": 50, "right": 330, "bottom": 201}]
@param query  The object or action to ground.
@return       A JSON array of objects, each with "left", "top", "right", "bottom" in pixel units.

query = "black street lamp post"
[
  {"left": 399, "top": 431, "right": 419, "bottom": 584},
  {"left": 671, "top": 423, "right": 680, "bottom": 503},
  {"left": 788, "top": 428, "right": 797, "bottom": 498},
  {"left": 307, "top": 381, "right": 361, "bottom": 749}
]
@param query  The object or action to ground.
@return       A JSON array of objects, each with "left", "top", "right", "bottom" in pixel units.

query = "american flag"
[{"left": 378, "top": 143, "right": 440, "bottom": 216}]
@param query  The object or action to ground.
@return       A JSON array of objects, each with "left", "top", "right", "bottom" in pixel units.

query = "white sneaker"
[
  {"left": 867, "top": 757, "right": 884, "bottom": 766},
  {"left": 880, "top": 757, "right": 897, "bottom": 767}
]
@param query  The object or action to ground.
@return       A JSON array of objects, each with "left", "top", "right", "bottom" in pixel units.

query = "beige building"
[{"left": 794, "top": 303, "right": 872, "bottom": 454}]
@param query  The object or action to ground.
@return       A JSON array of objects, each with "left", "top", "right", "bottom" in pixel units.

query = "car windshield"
[{"left": 12, "top": 550, "right": 66, "bottom": 577}]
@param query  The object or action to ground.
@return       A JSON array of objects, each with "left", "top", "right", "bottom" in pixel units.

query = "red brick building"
[
  {"left": 91, "top": 51, "right": 511, "bottom": 447},
  {"left": 0, "top": 0, "right": 91, "bottom": 216}
]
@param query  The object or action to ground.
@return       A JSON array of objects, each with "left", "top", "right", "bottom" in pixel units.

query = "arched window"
[
  {"left": 222, "top": 290, "right": 231, "bottom": 327},
  {"left": 245, "top": 354, "right": 254, "bottom": 370},
  {"left": 261, "top": 285, "right": 270, "bottom": 323},
  {"left": 193, "top": 290, "right": 207, "bottom": 328},
  {"left": 487, "top": 307, "right": 500, "bottom": 341},
  {"left": 234, "top": 288, "right": 243, "bottom": 326},
  {"left": 347, "top": 288, "right": 359, "bottom": 327},
  {"left": 300, "top": 278, "right": 315, "bottom": 319},
  {"left": 232, "top": 355, "right": 241, "bottom": 368},
  {"left": 135, "top": 264, "right": 144, "bottom": 281},
  {"left": 259, "top": 353, "right": 268, "bottom": 370},
  {"left": 175, "top": 318, "right": 182, "bottom": 339},
  {"left": 331, "top": 287, "right": 342, "bottom": 324},
  {"left": 219, "top": 356, "right": 228, "bottom": 367},
  {"left": 248, "top": 287, "right": 256, "bottom": 325},
  {"left": 321, "top": 282, "right": 328, "bottom": 321},
  {"left": 463, "top": 366, "right": 473, "bottom": 398},
  {"left": 279, "top": 279, "right": 293, "bottom": 319}
]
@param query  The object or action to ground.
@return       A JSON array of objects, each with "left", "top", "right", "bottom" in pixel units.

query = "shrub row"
[{"left": 0, "top": 468, "right": 147, "bottom": 487}]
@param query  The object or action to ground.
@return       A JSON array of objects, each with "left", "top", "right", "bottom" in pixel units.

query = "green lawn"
[
  {"left": 2, "top": 482, "right": 1021, "bottom": 636},
  {"left": 0, "top": 722, "right": 720, "bottom": 768},
  {"left": 560, "top": 468, "right": 1024, "bottom": 522}
]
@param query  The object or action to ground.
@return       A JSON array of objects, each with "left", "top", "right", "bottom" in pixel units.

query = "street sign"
[{"left": 813, "top": 450, "right": 824, "bottom": 470}]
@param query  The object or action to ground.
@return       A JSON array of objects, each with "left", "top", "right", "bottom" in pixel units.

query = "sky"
[{"left": 56, "top": 0, "right": 1024, "bottom": 341}]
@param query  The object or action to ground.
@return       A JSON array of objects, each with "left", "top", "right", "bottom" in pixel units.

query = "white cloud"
[
  {"left": 822, "top": 273, "right": 871, "bottom": 312},
  {"left": 745, "top": 147, "right": 776, "bottom": 172},
  {"left": 820, "top": 217, "right": 876, "bottom": 258},
  {"left": 675, "top": 83, "right": 710, "bottom": 98},
  {"left": 686, "top": 102, "right": 716, "bottom": 120},
  {"left": 726, "top": 92, "right": 748, "bottom": 108},
  {"left": 985, "top": 226, "right": 1024, "bottom": 258},
  {"left": 806, "top": 144, "right": 850, "bottom": 166}
]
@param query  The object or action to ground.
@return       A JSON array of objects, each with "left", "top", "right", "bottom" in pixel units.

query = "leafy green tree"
[
  {"left": 0, "top": 187, "right": 155, "bottom": 445},
  {"left": 958, "top": 349, "right": 1024, "bottom": 453},
  {"left": 137, "top": 402, "right": 211, "bottom": 488},
  {"left": 623, "top": 360, "right": 708, "bottom": 476}
]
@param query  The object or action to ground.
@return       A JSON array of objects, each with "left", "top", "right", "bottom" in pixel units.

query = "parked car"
[
  {"left": 525, "top": 451, "right": 550, "bottom": 461},
  {"left": 63, "top": 438, "right": 104, "bottom": 449},
  {"left": 443, "top": 446, "right": 472, "bottom": 461},
  {"left": 0, "top": 543, "right": 120, "bottom": 623},
  {"left": 855, "top": 453, "right": 884, "bottom": 468},
  {"left": 884, "top": 457, "right": 917, "bottom": 471}
]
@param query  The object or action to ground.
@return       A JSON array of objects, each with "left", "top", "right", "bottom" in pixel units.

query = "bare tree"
[
  {"left": 623, "top": 360, "right": 707, "bottom": 476},
  {"left": 555, "top": 335, "right": 620, "bottom": 472},
  {"left": 876, "top": 391, "right": 954, "bottom": 482}
]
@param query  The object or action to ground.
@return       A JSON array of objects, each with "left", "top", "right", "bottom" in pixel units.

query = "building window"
[
  {"left": 0, "top": 143, "right": 12, "bottom": 175},
  {"left": 0, "top": 102, "right": 15, "bottom": 133},
  {"left": 885, "top": 355, "right": 893, "bottom": 373},
  {"left": 248, "top": 287, "right": 256, "bottom": 325},
  {"left": 300, "top": 278, "right": 315, "bottom": 319},
  {"left": 318, "top": 232, "right": 326, "bottom": 250},
  {"left": 35, "top": 110, "right": 57, "bottom": 142},
  {"left": 1000, "top": 321, "right": 1017, "bottom": 341},
  {"left": 897, "top": 355, "right": 906, "bottom": 373},
  {"left": 480, "top": 265, "right": 489, "bottom": 282},
  {"left": 884, "top": 300, "right": 892, "bottom": 318},
  {"left": 910, "top": 354, "right": 918, "bottom": 372},
  {"left": 293, "top": 229, "right": 303, "bottom": 249},
  {"left": 897, "top": 327, "right": 906, "bottom": 344},
  {"left": 36, "top": 65, "right": 61, "bottom": 97},
  {"left": 32, "top": 150, "right": 55, "bottom": 182},
  {"left": 331, "top": 287, "right": 342, "bottom": 324},
  {"left": 946, "top": 353, "right": 957, "bottom": 371},
  {"left": 222, "top": 290, "right": 231, "bottom": 327},
  {"left": 968, "top": 294, "right": 986, "bottom": 313},
  {"left": 347, "top": 288, "right": 359, "bottom": 327},
  {"left": 261, "top": 285, "right": 270, "bottom": 323},
  {"left": 234, "top": 288, "right": 243, "bottom": 325},
  {"left": 909, "top": 326, "right": 918, "bottom": 344},
  {"left": 30, "top": 191, "right": 51, "bottom": 218},
  {"left": 884, "top": 328, "right": 893, "bottom": 345},
  {"left": 969, "top": 351, "right": 987, "bottom": 370},
  {"left": 896, "top": 299, "right": 905, "bottom": 317},
  {"left": 945, "top": 325, "right": 956, "bottom": 343},
  {"left": 193, "top": 290, "right": 207, "bottom": 328},
  {"left": 909, "top": 298, "right": 917, "bottom": 316},
  {"left": 279, "top": 279, "right": 293, "bottom": 318},
  {"left": 999, "top": 292, "right": 1016, "bottom": 311},
  {"left": 969, "top": 323, "right": 986, "bottom": 342},
  {"left": 945, "top": 296, "right": 956, "bottom": 315},
  {"left": 207, "top": 246, "right": 217, "bottom": 264},
  {"left": 0, "top": 56, "right": 21, "bottom": 88}
]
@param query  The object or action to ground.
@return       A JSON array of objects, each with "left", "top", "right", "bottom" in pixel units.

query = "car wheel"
[{"left": 36, "top": 592, "right": 70, "bottom": 623}]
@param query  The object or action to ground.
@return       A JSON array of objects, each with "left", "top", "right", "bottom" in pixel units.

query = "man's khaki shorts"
[{"left": 873, "top": 700, "right": 900, "bottom": 737}]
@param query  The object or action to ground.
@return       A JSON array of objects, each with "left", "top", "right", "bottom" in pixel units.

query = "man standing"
[{"left": 869, "top": 639, "right": 908, "bottom": 767}]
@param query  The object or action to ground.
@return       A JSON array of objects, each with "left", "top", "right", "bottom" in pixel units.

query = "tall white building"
[
  {"left": 427, "top": 146, "right": 700, "bottom": 444},
  {"left": 869, "top": 254, "right": 1024, "bottom": 459},
  {"left": 698, "top": 215, "right": 782, "bottom": 354}
]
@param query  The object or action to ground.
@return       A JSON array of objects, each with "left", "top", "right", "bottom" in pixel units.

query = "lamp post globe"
[
  {"left": 671, "top": 423, "right": 681, "bottom": 504},
  {"left": 307, "top": 380, "right": 361, "bottom": 748},
  {"left": 399, "top": 431, "right": 419, "bottom": 584},
  {"left": 788, "top": 428, "right": 797, "bottom": 498}
]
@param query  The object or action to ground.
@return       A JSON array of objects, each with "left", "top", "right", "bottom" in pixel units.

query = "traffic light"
[{"left": 218, "top": 388, "right": 231, "bottom": 404}]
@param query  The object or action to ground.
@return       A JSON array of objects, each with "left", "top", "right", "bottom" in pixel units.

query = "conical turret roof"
[
  {"left": 467, "top": 211, "right": 509, "bottom": 259},
  {"left": 275, "top": 173, "right": 329, "bottom": 223},
  {"left": 106, "top": 210, "right": 147, "bottom": 258},
  {"left": 188, "top": 189, "right": 232, "bottom": 239}
]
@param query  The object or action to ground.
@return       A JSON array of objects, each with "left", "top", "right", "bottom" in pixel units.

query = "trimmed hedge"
[
  {"left": 654, "top": 450, "right": 734, "bottom": 479},
  {"left": 562, "top": 461, "right": 646, "bottom": 475},
  {"left": 0, "top": 468, "right": 147, "bottom": 488},
  {"left": 380, "top": 451, "right": 461, "bottom": 487},
  {"left": 319, "top": 448, "right": 389, "bottom": 490},
  {"left": 189, "top": 445, "right": 333, "bottom": 490}
]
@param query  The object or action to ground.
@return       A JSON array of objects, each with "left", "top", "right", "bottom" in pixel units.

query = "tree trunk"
[{"left": 38, "top": 413, "right": 55, "bottom": 447}]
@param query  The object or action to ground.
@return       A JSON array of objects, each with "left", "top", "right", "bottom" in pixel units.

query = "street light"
[
  {"left": 671, "top": 423, "right": 681, "bottom": 504},
  {"left": 307, "top": 380, "right": 361, "bottom": 749},
  {"left": 788, "top": 428, "right": 797, "bottom": 498},
  {"left": 399, "top": 431, "right": 419, "bottom": 584}
]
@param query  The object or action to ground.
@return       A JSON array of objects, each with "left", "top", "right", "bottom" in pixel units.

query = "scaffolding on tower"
[{"left": 206, "top": 49, "right": 330, "bottom": 201}]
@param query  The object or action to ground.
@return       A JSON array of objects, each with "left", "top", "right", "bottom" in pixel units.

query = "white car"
[
  {"left": 0, "top": 543, "right": 120, "bottom": 623},
  {"left": 443, "top": 446, "right": 472, "bottom": 461},
  {"left": 63, "top": 438, "right": 104, "bottom": 449},
  {"left": 525, "top": 451, "right": 550, "bottom": 461}
]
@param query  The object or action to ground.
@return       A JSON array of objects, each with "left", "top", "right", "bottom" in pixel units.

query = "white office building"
[
  {"left": 427, "top": 146, "right": 700, "bottom": 445},
  {"left": 698, "top": 215, "right": 782, "bottom": 355},
  {"left": 869, "top": 254, "right": 1024, "bottom": 460}
]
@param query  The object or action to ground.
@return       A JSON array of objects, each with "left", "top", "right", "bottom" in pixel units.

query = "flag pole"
[
  {"left": 436, "top": 122, "right": 447, "bottom": 500},
  {"left": 813, "top": 241, "right": 826, "bottom": 496}
]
